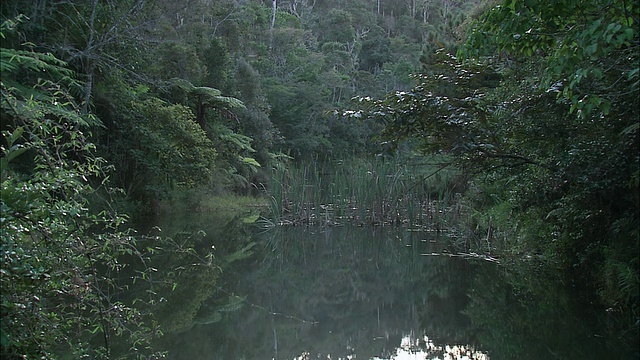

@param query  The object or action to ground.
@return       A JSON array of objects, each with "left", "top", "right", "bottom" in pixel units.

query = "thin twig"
[
  {"left": 421, "top": 252, "right": 500, "bottom": 264},
  {"left": 213, "top": 284, "right": 318, "bottom": 325}
]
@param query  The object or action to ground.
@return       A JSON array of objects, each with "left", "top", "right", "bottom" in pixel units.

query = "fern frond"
[
  {"left": 1, "top": 48, "right": 72, "bottom": 77},
  {"left": 192, "top": 86, "right": 222, "bottom": 97},
  {"left": 206, "top": 95, "right": 245, "bottom": 109}
]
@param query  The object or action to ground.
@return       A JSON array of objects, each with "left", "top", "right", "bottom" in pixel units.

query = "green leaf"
[
  {"left": 240, "top": 156, "right": 261, "bottom": 168},
  {"left": 9, "top": 127, "right": 24, "bottom": 145},
  {"left": 225, "top": 242, "right": 256, "bottom": 263},
  {"left": 5, "top": 145, "right": 28, "bottom": 163},
  {"left": 90, "top": 324, "right": 103, "bottom": 334},
  {"left": 192, "top": 86, "right": 222, "bottom": 97},
  {"left": 242, "top": 214, "right": 260, "bottom": 224}
]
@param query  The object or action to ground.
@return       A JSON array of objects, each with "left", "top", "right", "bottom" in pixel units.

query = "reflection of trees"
[
  {"left": 416, "top": 256, "right": 475, "bottom": 346},
  {"left": 125, "top": 212, "right": 258, "bottom": 355},
  {"left": 136, "top": 219, "right": 638, "bottom": 359},
  {"left": 207, "top": 225, "right": 476, "bottom": 359},
  {"left": 464, "top": 261, "right": 638, "bottom": 359}
]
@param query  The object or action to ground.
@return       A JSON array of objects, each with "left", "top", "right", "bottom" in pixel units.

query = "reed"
[{"left": 266, "top": 155, "right": 464, "bottom": 229}]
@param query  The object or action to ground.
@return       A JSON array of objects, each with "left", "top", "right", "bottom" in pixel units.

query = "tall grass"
[{"left": 266, "top": 155, "right": 466, "bottom": 229}]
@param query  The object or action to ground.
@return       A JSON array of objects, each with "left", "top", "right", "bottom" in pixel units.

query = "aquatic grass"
[{"left": 266, "top": 155, "right": 465, "bottom": 228}]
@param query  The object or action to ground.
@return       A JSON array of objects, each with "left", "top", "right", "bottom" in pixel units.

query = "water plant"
[{"left": 266, "top": 154, "right": 466, "bottom": 230}]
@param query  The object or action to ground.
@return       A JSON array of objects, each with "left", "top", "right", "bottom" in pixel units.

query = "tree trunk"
[
  {"left": 81, "top": 0, "right": 99, "bottom": 114},
  {"left": 269, "top": 0, "right": 277, "bottom": 52},
  {"left": 195, "top": 97, "right": 206, "bottom": 129}
]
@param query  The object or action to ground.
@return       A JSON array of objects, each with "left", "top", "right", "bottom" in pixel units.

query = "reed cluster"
[{"left": 266, "top": 156, "right": 466, "bottom": 230}]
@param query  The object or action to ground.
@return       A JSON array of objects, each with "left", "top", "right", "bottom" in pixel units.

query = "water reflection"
[
  {"left": 373, "top": 335, "right": 488, "bottom": 360},
  {"left": 145, "top": 215, "right": 637, "bottom": 360}
]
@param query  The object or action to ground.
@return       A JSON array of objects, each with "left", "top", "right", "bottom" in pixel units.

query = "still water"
[{"left": 138, "top": 212, "right": 637, "bottom": 360}]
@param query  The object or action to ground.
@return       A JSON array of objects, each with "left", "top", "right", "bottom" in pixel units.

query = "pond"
[{"left": 134, "top": 212, "right": 637, "bottom": 360}]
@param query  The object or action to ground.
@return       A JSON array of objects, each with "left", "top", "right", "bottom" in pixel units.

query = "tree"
[
  {"left": 128, "top": 98, "right": 220, "bottom": 192},
  {"left": 1, "top": 0, "right": 149, "bottom": 112},
  {"left": 203, "top": 37, "right": 231, "bottom": 89},
  {"left": 349, "top": 51, "right": 506, "bottom": 169},
  {"left": 460, "top": 0, "right": 639, "bottom": 119},
  {"left": 1, "top": 19, "right": 159, "bottom": 358},
  {"left": 171, "top": 78, "right": 245, "bottom": 129},
  {"left": 352, "top": 0, "right": 639, "bottom": 337},
  {"left": 318, "top": 8, "right": 356, "bottom": 43}
]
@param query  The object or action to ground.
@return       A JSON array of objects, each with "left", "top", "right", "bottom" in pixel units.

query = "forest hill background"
[
  {"left": 1, "top": 0, "right": 638, "bottom": 358},
  {"left": 4, "top": 0, "right": 482, "bottom": 206}
]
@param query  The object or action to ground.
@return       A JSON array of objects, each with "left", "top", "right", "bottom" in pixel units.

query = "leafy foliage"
[
  {"left": 460, "top": 0, "right": 639, "bottom": 118},
  {"left": 129, "top": 98, "right": 219, "bottom": 192},
  {"left": 1, "top": 25, "right": 160, "bottom": 358},
  {"left": 349, "top": 51, "right": 507, "bottom": 169},
  {"left": 353, "top": 0, "right": 639, "bottom": 340}
]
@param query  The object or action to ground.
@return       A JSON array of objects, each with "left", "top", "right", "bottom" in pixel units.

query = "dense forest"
[{"left": 1, "top": 0, "right": 638, "bottom": 358}]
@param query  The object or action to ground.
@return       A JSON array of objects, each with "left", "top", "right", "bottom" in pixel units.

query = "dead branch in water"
[{"left": 421, "top": 252, "right": 500, "bottom": 264}]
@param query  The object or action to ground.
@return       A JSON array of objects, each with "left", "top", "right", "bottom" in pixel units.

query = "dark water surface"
[{"left": 138, "top": 213, "right": 637, "bottom": 360}]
